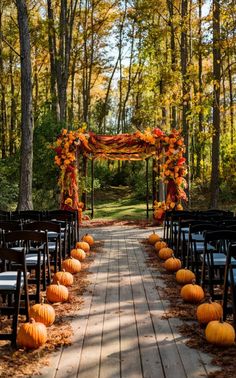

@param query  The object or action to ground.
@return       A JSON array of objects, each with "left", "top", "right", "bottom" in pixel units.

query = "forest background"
[{"left": 0, "top": 0, "right": 235, "bottom": 215}]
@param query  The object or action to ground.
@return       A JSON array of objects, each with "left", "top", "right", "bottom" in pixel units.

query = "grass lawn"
[
  {"left": 84, "top": 186, "right": 151, "bottom": 221},
  {"left": 83, "top": 185, "right": 236, "bottom": 221}
]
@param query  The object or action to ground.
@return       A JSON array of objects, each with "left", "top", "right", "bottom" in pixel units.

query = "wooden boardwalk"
[{"left": 34, "top": 226, "right": 219, "bottom": 378}]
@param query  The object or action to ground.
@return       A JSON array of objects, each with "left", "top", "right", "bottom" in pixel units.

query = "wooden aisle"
[{"left": 34, "top": 226, "right": 219, "bottom": 378}]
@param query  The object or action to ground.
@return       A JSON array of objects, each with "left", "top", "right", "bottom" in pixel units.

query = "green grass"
[
  {"left": 84, "top": 186, "right": 150, "bottom": 221},
  {"left": 83, "top": 184, "right": 236, "bottom": 222}
]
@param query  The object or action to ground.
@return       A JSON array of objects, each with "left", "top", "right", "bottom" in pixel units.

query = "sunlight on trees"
[{"left": 0, "top": 0, "right": 235, "bottom": 210}]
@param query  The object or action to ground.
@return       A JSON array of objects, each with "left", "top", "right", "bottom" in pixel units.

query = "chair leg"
[
  {"left": 36, "top": 264, "right": 41, "bottom": 303},
  {"left": 12, "top": 289, "right": 21, "bottom": 347},
  {"left": 58, "top": 241, "right": 62, "bottom": 271}
]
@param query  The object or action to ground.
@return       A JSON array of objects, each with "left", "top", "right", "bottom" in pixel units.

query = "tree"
[
  {"left": 16, "top": 0, "right": 34, "bottom": 210},
  {"left": 210, "top": 0, "right": 221, "bottom": 208}
]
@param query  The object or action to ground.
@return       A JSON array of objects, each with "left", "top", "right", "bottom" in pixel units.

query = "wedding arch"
[{"left": 53, "top": 127, "right": 187, "bottom": 222}]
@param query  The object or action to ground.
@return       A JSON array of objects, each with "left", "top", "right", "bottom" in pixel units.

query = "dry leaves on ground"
[
  {"left": 143, "top": 241, "right": 236, "bottom": 378},
  {"left": 0, "top": 241, "right": 103, "bottom": 378}
]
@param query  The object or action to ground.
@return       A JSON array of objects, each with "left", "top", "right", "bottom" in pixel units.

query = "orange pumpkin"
[
  {"left": 176, "top": 268, "right": 196, "bottom": 284},
  {"left": 180, "top": 281, "right": 204, "bottom": 303},
  {"left": 52, "top": 269, "right": 74, "bottom": 286},
  {"left": 29, "top": 299, "right": 55, "bottom": 326},
  {"left": 71, "top": 248, "right": 86, "bottom": 261},
  {"left": 154, "top": 241, "right": 167, "bottom": 251},
  {"left": 205, "top": 320, "right": 235, "bottom": 346},
  {"left": 46, "top": 282, "right": 69, "bottom": 303},
  {"left": 196, "top": 300, "right": 223, "bottom": 324},
  {"left": 76, "top": 241, "right": 90, "bottom": 253},
  {"left": 62, "top": 257, "right": 81, "bottom": 274},
  {"left": 159, "top": 247, "right": 174, "bottom": 260},
  {"left": 148, "top": 231, "right": 161, "bottom": 245},
  {"left": 81, "top": 233, "right": 94, "bottom": 246},
  {"left": 17, "top": 318, "right": 47, "bottom": 349},
  {"left": 164, "top": 256, "right": 182, "bottom": 272}
]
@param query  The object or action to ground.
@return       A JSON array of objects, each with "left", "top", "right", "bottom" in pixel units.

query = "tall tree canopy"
[{"left": 0, "top": 0, "right": 235, "bottom": 209}]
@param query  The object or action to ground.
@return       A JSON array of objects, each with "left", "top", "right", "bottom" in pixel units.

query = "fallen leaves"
[
  {"left": 0, "top": 241, "right": 103, "bottom": 378},
  {"left": 144, "top": 241, "right": 236, "bottom": 378}
]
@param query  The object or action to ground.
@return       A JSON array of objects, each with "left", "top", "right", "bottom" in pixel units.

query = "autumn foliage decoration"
[
  {"left": 154, "top": 129, "right": 187, "bottom": 223},
  {"left": 53, "top": 127, "right": 187, "bottom": 223},
  {"left": 53, "top": 127, "right": 87, "bottom": 218}
]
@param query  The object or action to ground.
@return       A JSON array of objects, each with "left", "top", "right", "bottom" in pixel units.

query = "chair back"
[{"left": 0, "top": 246, "right": 29, "bottom": 345}]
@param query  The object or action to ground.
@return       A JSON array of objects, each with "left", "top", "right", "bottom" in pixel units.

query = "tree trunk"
[
  {"left": 16, "top": 0, "right": 34, "bottom": 210},
  {"left": 196, "top": 0, "right": 203, "bottom": 178},
  {"left": 181, "top": 0, "right": 190, "bottom": 199},
  {"left": 9, "top": 50, "right": 16, "bottom": 156},
  {"left": 167, "top": 0, "right": 177, "bottom": 129},
  {"left": 226, "top": 31, "right": 234, "bottom": 144},
  {"left": 0, "top": 5, "right": 7, "bottom": 158},
  {"left": 210, "top": 0, "right": 221, "bottom": 208},
  {"left": 47, "top": 0, "right": 59, "bottom": 120}
]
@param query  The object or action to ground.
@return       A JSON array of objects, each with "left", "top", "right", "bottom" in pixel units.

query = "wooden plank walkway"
[{"left": 34, "top": 226, "right": 219, "bottom": 378}]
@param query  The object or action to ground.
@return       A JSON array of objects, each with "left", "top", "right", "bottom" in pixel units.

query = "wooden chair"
[
  {"left": 23, "top": 221, "right": 62, "bottom": 272},
  {"left": 201, "top": 230, "right": 236, "bottom": 300},
  {"left": 0, "top": 210, "right": 10, "bottom": 221},
  {"left": 221, "top": 242, "right": 236, "bottom": 321},
  {"left": 0, "top": 247, "right": 29, "bottom": 346},
  {"left": 186, "top": 223, "right": 219, "bottom": 282},
  {"left": 4, "top": 230, "right": 50, "bottom": 303},
  {"left": 229, "top": 265, "right": 236, "bottom": 326},
  {"left": 0, "top": 220, "right": 22, "bottom": 247},
  {"left": 167, "top": 211, "right": 194, "bottom": 250},
  {"left": 10, "top": 210, "right": 42, "bottom": 222},
  {"left": 43, "top": 210, "right": 79, "bottom": 257}
]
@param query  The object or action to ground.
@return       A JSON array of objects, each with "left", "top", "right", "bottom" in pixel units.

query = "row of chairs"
[
  {"left": 0, "top": 209, "right": 79, "bottom": 250},
  {"left": 0, "top": 209, "right": 80, "bottom": 346},
  {"left": 163, "top": 209, "right": 236, "bottom": 326}
]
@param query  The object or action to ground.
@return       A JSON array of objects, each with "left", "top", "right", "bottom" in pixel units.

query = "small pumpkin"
[
  {"left": 164, "top": 256, "right": 182, "bottom": 272},
  {"left": 71, "top": 248, "right": 86, "bottom": 261},
  {"left": 180, "top": 281, "right": 204, "bottom": 303},
  {"left": 196, "top": 300, "right": 223, "bottom": 324},
  {"left": 52, "top": 269, "right": 74, "bottom": 286},
  {"left": 148, "top": 231, "right": 161, "bottom": 245},
  {"left": 81, "top": 233, "right": 94, "bottom": 246},
  {"left": 46, "top": 282, "right": 69, "bottom": 303},
  {"left": 205, "top": 319, "right": 235, "bottom": 346},
  {"left": 17, "top": 318, "right": 47, "bottom": 349},
  {"left": 29, "top": 298, "right": 55, "bottom": 326},
  {"left": 159, "top": 247, "right": 174, "bottom": 260},
  {"left": 154, "top": 241, "right": 167, "bottom": 251},
  {"left": 76, "top": 241, "right": 90, "bottom": 253},
  {"left": 62, "top": 257, "right": 81, "bottom": 274},
  {"left": 176, "top": 268, "right": 196, "bottom": 284}
]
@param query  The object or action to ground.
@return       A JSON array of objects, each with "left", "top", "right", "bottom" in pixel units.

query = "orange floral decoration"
[{"left": 53, "top": 127, "right": 187, "bottom": 224}]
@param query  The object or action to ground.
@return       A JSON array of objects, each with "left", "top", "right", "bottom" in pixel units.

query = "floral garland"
[
  {"left": 53, "top": 128, "right": 86, "bottom": 221},
  {"left": 153, "top": 129, "right": 187, "bottom": 223},
  {"left": 53, "top": 127, "right": 187, "bottom": 223}
]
